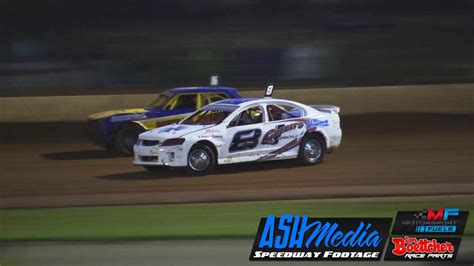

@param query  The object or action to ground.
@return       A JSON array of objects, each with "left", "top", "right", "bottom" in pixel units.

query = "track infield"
[{"left": 1, "top": 196, "right": 473, "bottom": 242}]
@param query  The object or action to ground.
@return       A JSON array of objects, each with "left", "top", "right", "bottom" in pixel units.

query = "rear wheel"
[
  {"left": 114, "top": 125, "right": 145, "bottom": 155},
  {"left": 186, "top": 144, "right": 216, "bottom": 176},
  {"left": 298, "top": 135, "right": 326, "bottom": 165}
]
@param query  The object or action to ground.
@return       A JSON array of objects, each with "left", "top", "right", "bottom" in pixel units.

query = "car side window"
[
  {"left": 228, "top": 106, "right": 264, "bottom": 127},
  {"left": 203, "top": 93, "right": 229, "bottom": 106},
  {"left": 267, "top": 104, "right": 303, "bottom": 121},
  {"left": 171, "top": 94, "right": 197, "bottom": 109}
]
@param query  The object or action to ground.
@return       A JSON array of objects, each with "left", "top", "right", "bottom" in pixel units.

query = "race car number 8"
[
  {"left": 229, "top": 129, "right": 262, "bottom": 152},
  {"left": 265, "top": 85, "right": 274, "bottom": 97}
]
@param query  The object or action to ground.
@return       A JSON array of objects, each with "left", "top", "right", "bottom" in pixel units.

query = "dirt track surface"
[
  {"left": 2, "top": 238, "right": 474, "bottom": 265},
  {"left": 1, "top": 114, "right": 473, "bottom": 209}
]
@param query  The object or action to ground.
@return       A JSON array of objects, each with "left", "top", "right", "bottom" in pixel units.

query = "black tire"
[
  {"left": 298, "top": 135, "right": 326, "bottom": 165},
  {"left": 114, "top": 125, "right": 145, "bottom": 155},
  {"left": 186, "top": 144, "right": 216, "bottom": 176}
]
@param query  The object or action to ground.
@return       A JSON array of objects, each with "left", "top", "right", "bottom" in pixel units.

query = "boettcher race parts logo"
[
  {"left": 249, "top": 215, "right": 392, "bottom": 261},
  {"left": 392, "top": 208, "right": 469, "bottom": 235},
  {"left": 384, "top": 236, "right": 461, "bottom": 261}
]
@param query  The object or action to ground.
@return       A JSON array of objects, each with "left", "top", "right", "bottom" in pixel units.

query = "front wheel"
[
  {"left": 298, "top": 135, "right": 326, "bottom": 165},
  {"left": 186, "top": 144, "right": 216, "bottom": 176},
  {"left": 114, "top": 125, "right": 145, "bottom": 155}
]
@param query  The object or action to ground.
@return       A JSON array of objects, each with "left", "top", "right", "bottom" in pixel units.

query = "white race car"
[{"left": 134, "top": 88, "right": 342, "bottom": 175}]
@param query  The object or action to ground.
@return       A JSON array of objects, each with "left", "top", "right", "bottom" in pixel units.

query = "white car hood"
[{"left": 139, "top": 123, "right": 214, "bottom": 141}]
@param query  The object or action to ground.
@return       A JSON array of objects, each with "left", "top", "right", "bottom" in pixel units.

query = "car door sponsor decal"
[
  {"left": 229, "top": 129, "right": 262, "bottom": 152},
  {"left": 257, "top": 138, "right": 300, "bottom": 161},
  {"left": 262, "top": 121, "right": 305, "bottom": 145}
]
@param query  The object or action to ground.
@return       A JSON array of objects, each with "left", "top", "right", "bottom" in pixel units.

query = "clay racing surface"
[
  {"left": 2, "top": 237, "right": 474, "bottom": 266},
  {"left": 1, "top": 114, "right": 473, "bottom": 209}
]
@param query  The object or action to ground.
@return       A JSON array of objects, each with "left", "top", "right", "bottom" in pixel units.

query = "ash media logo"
[
  {"left": 392, "top": 208, "right": 469, "bottom": 235},
  {"left": 384, "top": 236, "right": 461, "bottom": 261},
  {"left": 249, "top": 215, "right": 391, "bottom": 261}
]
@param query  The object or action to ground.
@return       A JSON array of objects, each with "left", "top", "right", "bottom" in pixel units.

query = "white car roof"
[{"left": 213, "top": 97, "right": 302, "bottom": 108}]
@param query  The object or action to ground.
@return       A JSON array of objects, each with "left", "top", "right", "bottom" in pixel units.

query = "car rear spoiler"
[{"left": 310, "top": 105, "right": 340, "bottom": 114}]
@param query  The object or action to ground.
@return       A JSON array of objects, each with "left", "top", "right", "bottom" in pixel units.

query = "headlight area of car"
[{"left": 161, "top": 138, "right": 185, "bottom": 146}]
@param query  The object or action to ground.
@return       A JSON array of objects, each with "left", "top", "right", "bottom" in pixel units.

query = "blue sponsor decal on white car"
[{"left": 307, "top": 119, "right": 329, "bottom": 128}]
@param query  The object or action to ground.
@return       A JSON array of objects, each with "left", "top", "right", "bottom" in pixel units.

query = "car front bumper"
[{"left": 133, "top": 144, "right": 188, "bottom": 167}]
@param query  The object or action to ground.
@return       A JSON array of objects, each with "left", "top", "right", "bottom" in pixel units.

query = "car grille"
[
  {"left": 139, "top": 156, "right": 158, "bottom": 162},
  {"left": 141, "top": 140, "right": 160, "bottom": 146}
]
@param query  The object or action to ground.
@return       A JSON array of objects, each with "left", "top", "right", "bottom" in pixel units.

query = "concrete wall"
[{"left": 0, "top": 83, "right": 472, "bottom": 122}]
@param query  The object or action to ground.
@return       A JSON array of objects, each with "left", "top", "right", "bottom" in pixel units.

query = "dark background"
[{"left": 0, "top": 0, "right": 472, "bottom": 96}]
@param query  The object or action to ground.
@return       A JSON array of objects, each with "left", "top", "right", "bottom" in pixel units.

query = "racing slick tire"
[
  {"left": 298, "top": 134, "right": 326, "bottom": 165},
  {"left": 114, "top": 124, "right": 145, "bottom": 155},
  {"left": 186, "top": 144, "right": 216, "bottom": 176}
]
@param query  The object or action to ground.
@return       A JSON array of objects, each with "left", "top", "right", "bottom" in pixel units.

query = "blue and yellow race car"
[{"left": 88, "top": 86, "right": 241, "bottom": 154}]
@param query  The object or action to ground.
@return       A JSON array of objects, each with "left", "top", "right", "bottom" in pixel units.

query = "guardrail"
[{"left": 0, "top": 83, "right": 472, "bottom": 122}]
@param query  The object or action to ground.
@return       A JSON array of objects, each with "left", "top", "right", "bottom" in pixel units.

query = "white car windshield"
[{"left": 181, "top": 105, "right": 237, "bottom": 125}]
